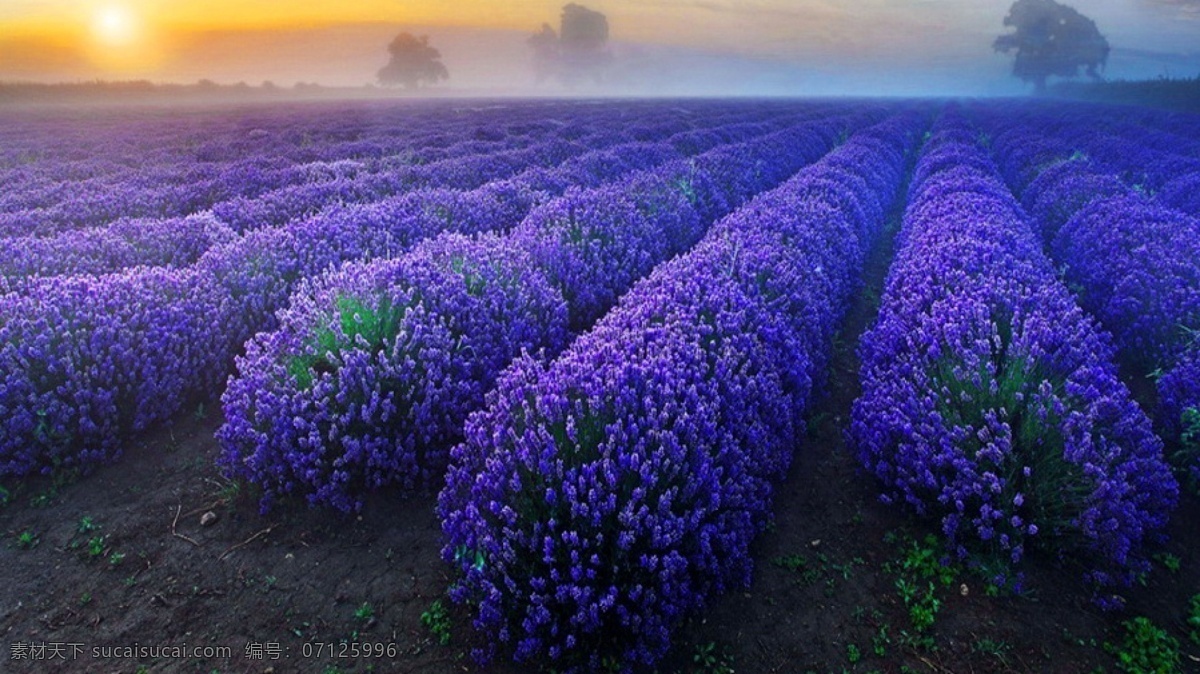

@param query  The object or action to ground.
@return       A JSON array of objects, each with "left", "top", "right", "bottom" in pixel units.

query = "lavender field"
[{"left": 1, "top": 98, "right": 1198, "bottom": 673}]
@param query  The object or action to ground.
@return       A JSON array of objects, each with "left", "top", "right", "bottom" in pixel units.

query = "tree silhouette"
[
  {"left": 528, "top": 3, "right": 612, "bottom": 85},
  {"left": 994, "top": 0, "right": 1109, "bottom": 93},
  {"left": 528, "top": 23, "right": 560, "bottom": 84},
  {"left": 377, "top": 33, "right": 449, "bottom": 90}
]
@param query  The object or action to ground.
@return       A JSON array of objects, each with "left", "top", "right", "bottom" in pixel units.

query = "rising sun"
[{"left": 91, "top": 4, "right": 141, "bottom": 48}]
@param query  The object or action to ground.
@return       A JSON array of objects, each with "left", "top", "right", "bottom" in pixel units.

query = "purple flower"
[
  {"left": 851, "top": 109, "right": 1178, "bottom": 607},
  {"left": 438, "top": 112, "right": 918, "bottom": 671}
]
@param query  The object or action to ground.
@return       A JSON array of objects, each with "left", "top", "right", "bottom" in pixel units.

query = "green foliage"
[
  {"left": 1188, "top": 594, "right": 1200, "bottom": 647},
  {"left": 1186, "top": 408, "right": 1200, "bottom": 444},
  {"left": 831, "top": 556, "right": 865, "bottom": 580},
  {"left": 420, "top": 599, "right": 451, "bottom": 646},
  {"left": 77, "top": 516, "right": 98, "bottom": 534},
  {"left": 1153, "top": 553, "right": 1181, "bottom": 574},
  {"left": 353, "top": 601, "right": 374, "bottom": 622},
  {"left": 973, "top": 638, "right": 1013, "bottom": 667},
  {"left": 86, "top": 535, "right": 107, "bottom": 558},
  {"left": 897, "top": 629, "right": 937, "bottom": 652},
  {"left": 33, "top": 408, "right": 71, "bottom": 448},
  {"left": 1105, "top": 617, "right": 1180, "bottom": 674},
  {"left": 286, "top": 294, "right": 407, "bottom": 389},
  {"left": 15, "top": 530, "right": 38, "bottom": 549},
  {"left": 886, "top": 533, "right": 957, "bottom": 639},
  {"left": 1061, "top": 626, "right": 1099, "bottom": 649},
  {"left": 901, "top": 580, "right": 942, "bottom": 632},
  {"left": 772, "top": 553, "right": 808, "bottom": 573},
  {"left": 27, "top": 468, "right": 79, "bottom": 507},
  {"left": 448, "top": 254, "right": 488, "bottom": 297},
  {"left": 215, "top": 478, "right": 241, "bottom": 506},
  {"left": 453, "top": 545, "right": 486, "bottom": 572},
  {"left": 901, "top": 535, "right": 955, "bottom": 586},
  {"left": 1177, "top": 407, "right": 1199, "bottom": 495},
  {"left": 771, "top": 551, "right": 861, "bottom": 591},
  {"left": 929, "top": 327, "right": 1092, "bottom": 569},
  {"left": 846, "top": 642, "right": 862, "bottom": 664},
  {"left": 692, "top": 641, "right": 734, "bottom": 674},
  {"left": 872, "top": 624, "right": 891, "bottom": 657},
  {"left": 673, "top": 174, "right": 698, "bottom": 207}
]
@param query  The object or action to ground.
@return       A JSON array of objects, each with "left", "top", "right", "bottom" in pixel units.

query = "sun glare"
[
  {"left": 85, "top": 3, "right": 162, "bottom": 73},
  {"left": 92, "top": 4, "right": 140, "bottom": 48}
]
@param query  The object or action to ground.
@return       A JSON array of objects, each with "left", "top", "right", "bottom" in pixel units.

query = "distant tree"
[
  {"left": 529, "top": 23, "right": 560, "bottom": 83},
  {"left": 377, "top": 32, "right": 449, "bottom": 90},
  {"left": 994, "top": 0, "right": 1109, "bottom": 94},
  {"left": 528, "top": 3, "right": 612, "bottom": 85}
]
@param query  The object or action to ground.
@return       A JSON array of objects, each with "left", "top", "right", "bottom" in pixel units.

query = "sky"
[{"left": 1, "top": 0, "right": 1198, "bottom": 96}]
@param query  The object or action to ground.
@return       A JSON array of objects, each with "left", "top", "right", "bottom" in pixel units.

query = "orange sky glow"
[{"left": 2, "top": 1, "right": 1197, "bottom": 95}]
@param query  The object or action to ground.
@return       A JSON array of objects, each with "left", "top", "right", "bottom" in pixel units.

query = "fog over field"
[{"left": 1, "top": 0, "right": 1198, "bottom": 96}]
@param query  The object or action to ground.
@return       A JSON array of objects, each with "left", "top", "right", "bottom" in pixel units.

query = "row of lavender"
[
  {"left": 203, "top": 111, "right": 795, "bottom": 235},
  {"left": 434, "top": 112, "right": 921, "bottom": 672},
  {"left": 974, "top": 104, "right": 1200, "bottom": 492},
  {"left": 198, "top": 105, "right": 851, "bottom": 360},
  {"left": 0, "top": 114, "right": 681, "bottom": 474},
  {"left": 0, "top": 101, "right": 773, "bottom": 236},
  {"left": 1057, "top": 108, "right": 1200, "bottom": 215},
  {"left": 0, "top": 102, "right": 547, "bottom": 234},
  {"left": 0, "top": 103, "right": 791, "bottom": 282},
  {"left": 850, "top": 109, "right": 1178, "bottom": 608},
  {"left": 981, "top": 101, "right": 1200, "bottom": 218},
  {"left": 0, "top": 102, "right": 863, "bottom": 479},
  {"left": 215, "top": 108, "right": 877, "bottom": 513}
]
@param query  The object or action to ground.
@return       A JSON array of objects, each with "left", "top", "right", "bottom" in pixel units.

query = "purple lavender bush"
[
  {"left": 1, "top": 105, "right": 838, "bottom": 485},
  {"left": 1158, "top": 348, "right": 1200, "bottom": 494},
  {"left": 510, "top": 178, "right": 704, "bottom": 331},
  {"left": 1020, "top": 158, "right": 1126, "bottom": 240},
  {"left": 1160, "top": 173, "right": 1200, "bottom": 217},
  {"left": 217, "top": 233, "right": 568, "bottom": 512},
  {"left": 980, "top": 112, "right": 1200, "bottom": 490},
  {"left": 199, "top": 182, "right": 542, "bottom": 352},
  {"left": 438, "top": 114, "right": 915, "bottom": 672},
  {"left": 0, "top": 268, "right": 234, "bottom": 476},
  {"left": 0, "top": 213, "right": 236, "bottom": 284},
  {"left": 217, "top": 120, "right": 848, "bottom": 512},
  {"left": 1051, "top": 195, "right": 1200, "bottom": 372},
  {"left": 851, "top": 115, "right": 1178, "bottom": 607},
  {"left": 438, "top": 270, "right": 796, "bottom": 671}
]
